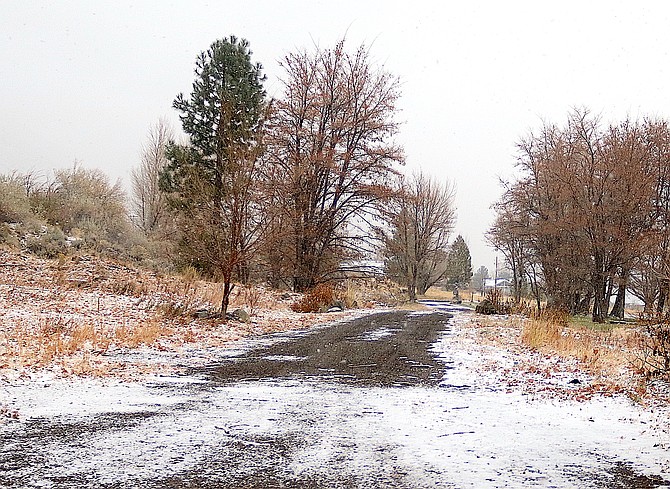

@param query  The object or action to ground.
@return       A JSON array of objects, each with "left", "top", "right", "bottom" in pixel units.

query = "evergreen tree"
[
  {"left": 471, "top": 265, "right": 489, "bottom": 293},
  {"left": 161, "top": 36, "right": 267, "bottom": 316},
  {"left": 446, "top": 235, "right": 472, "bottom": 289}
]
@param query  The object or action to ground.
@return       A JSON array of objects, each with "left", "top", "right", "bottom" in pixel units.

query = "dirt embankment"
[{"left": 0, "top": 249, "right": 361, "bottom": 381}]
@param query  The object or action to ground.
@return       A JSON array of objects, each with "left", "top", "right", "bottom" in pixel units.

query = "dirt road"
[{"left": 1, "top": 308, "right": 668, "bottom": 488}]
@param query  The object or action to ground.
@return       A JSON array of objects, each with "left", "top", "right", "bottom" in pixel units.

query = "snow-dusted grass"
[
  {"left": 0, "top": 249, "right": 360, "bottom": 379},
  {"left": 2, "top": 311, "right": 669, "bottom": 487},
  {"left": 521, "top": 313, "right": 639, "bottom": 376}
]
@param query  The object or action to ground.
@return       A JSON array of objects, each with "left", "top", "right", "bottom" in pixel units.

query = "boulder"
[{"left": 193, "top": 308, "right": 212, "bottom": 319}]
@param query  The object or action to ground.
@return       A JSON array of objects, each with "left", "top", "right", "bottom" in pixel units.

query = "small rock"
[
  {"left": 327, "top": 300, "right": 345, "bottom": 313},
  {"left": 193, "top": 308, "right": 211, "bottom": 319},
  {"left": 231, "top": 308, "right": 250, "bottom": 323}
]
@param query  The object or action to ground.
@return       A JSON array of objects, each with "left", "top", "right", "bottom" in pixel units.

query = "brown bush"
[
  {"left": 475, "top": 289, "right": 513, "bottom": 315},
  {"left": 291, "top": 283, "right": 336, "bottom": 313}
]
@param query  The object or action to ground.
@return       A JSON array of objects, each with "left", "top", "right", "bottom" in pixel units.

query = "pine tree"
[
  {"left": 446, "top": 235, "right": 472, "bottom": 289},
  {"left": 161, "top": 36, "right": 267, "bottom": 316}
]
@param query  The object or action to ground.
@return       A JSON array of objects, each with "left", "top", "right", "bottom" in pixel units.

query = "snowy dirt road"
[{"left": 1, "top": 308, "right": 669, "bottom": 488}]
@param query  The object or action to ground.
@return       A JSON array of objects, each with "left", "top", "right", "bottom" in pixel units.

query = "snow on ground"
[{"left": 1, "top": 310, "right": 669, "bottom": 487}]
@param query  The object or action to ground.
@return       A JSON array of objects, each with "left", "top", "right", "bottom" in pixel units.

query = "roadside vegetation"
[
  {"left": 2, "top": 34, "right": 670, "bottom": 399},
  {"left": 481, "top": 109, "right": 670, "bottom": 384},
  {"left": 0, "top": 35, "right": 463, "bottom": 381},
  {"left": 0, "top": 248, "right": 407, "bottom": 378}
]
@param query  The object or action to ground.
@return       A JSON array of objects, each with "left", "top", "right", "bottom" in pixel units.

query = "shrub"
[
  {"left": 24, "top": 225, "right": 68, "bottom": 258},
  {"left": 291, "top": 283, "right": 336, "bottom": 313},
  {"left": 0, "top": 176, "right": 32, "bottom": 224},
  {"left": 0, "top": 223, "right": 19, "bottom": 247},
  {"left": 520, "top": 309, "right": 567, "bottom": 349},
  {"left": 636, "top": 317, "right": 670, "bottom": 379},
  {"left": 475, "top": 289, "right": 512, "bottom": 315}
]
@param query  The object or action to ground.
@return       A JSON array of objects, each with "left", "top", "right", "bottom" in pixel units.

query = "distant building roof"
[{"left": 484, "top": 278, "right": 512, "bottom": 288}]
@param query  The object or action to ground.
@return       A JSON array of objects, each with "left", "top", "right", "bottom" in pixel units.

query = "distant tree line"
[{"left": 489, "top": 109, "right": 670, "bottom": 322}]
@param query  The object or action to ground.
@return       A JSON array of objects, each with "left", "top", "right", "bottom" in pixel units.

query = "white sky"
[{"left": 2, "top": 1, "right": 670, "bottom": 272}]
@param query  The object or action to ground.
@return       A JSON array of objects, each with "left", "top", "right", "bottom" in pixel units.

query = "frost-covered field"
[{"left": 1, "top": 310, "right": 669, "bottom": 488}]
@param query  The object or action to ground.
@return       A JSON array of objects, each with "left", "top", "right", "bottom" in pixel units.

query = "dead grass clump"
[
  {"left": 109, "top": 278, "right": 148, "bottom": 297},
  {"left": 0, "top": 314, "right": 173, "bottom": 376},
  {"left": 520, "top": 310, "right": 636, "bottom": 375},
  {"left": 114, "top": 321, "right": 168, "bottom": 348},
  {"left": 2, "top": 317, "right": 109, "bottom": 369},
  {"left": 521, "top": 316, "right": 563, "bottom": 350},
  {"left": 227, "top": 285, "right": 278, "bottom": 315},
  {"left": 156, "top": 301, "right": 191, "bottom": 319}
]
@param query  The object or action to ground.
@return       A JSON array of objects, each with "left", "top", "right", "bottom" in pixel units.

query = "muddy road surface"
[{"left": 1, "top": 308, "right": 669, "bottom": 488}]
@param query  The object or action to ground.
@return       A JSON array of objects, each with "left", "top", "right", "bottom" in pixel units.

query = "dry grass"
[
  {"left": 291, "top": 283, "right": 335, "bottom": 313},
  {"left": 421, "top": 286, "right": 488, "bottom": 303},
  {"left": 0, "top": 315, "right": 174, "bottom": 375},
  {"left": 421, "top": 287, "right": 452, "bottom": 300},
  {"left": 114, "top": 320, "right": 171, "bottom": 348},
  {"left": 337, "top": 278, "right": 405, "bottom": 308},
  {"left": 520, "top": 312, "right": 638, "bottom": 376},
  {"left": 395, "top": 301, "right": 431, "bottom": 311},
  {"left": 0, "top": 250, "right": 400, "bottom": 379}
]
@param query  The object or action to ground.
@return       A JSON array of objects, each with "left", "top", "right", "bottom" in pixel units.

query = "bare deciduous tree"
[
  {"left": 267, "top": 39, "right": 404, "bottom": 292},
  {"left": 491, "top": 109, "right": 661, "bottom": 321},
  {"left": 379, "top": 171, "right": 455, "bottom": 302},
  {"left": 131, "top": 118, "right": 174, "bottom": 237}
]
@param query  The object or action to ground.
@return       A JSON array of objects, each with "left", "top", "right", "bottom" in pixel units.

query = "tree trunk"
[
  {"left": 408, "top": 284, "right": 417, "bottom": 302},
  {"left": 293, "top": 234, "right": 319, "bottom": 292},
  {"left": 610, "top": 268, "right": 628, "bottom": 319},
  {"left": 221, "top": 280, "right": 235, "bottom": 317},
  {"left": 610, "top": 285, "right": 626, "bottom": 318},
  {"left": 590, "top": 250, "right": 607, "bottom": 323},
  {"left": 577, "top": 292, "right": 592, "bottom": 315},
  {"left": 293, "top": 250, "right": 315, "bottom": 292},
  {"left": 293, "top": 276, "right": 314, "bottom": 293},
  {"left": 407, "top": 266, "right": 418, "bottom": 302},
  {"left": 236, "top": 260, "right": 249, "bottom": 285}
]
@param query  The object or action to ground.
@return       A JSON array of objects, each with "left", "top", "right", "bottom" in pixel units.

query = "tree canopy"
[{"left": 490, "top": 109, "right": 669, "bottom": 321}]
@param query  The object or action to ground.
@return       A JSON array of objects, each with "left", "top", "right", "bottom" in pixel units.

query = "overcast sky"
[{"left": 3, "top": 1, "right": 670, "bottom": 272}]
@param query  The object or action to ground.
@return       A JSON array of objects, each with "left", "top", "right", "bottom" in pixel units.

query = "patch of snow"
[
  {"left": 356, "top": 327, "right": 396, "bottom": 341},
  {"left": 262, "top": 355, "right": 308, "bottom": 362}
]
